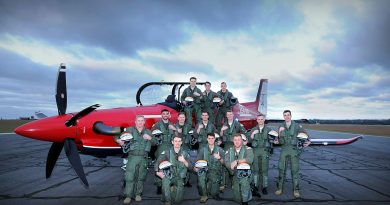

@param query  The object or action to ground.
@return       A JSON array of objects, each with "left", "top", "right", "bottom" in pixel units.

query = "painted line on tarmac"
[
  {"left": 307, "top": 129, "right": 389, "bottom": 139},
  {"left": 0, "top": 132, "right": 15, "bottom": 135}
]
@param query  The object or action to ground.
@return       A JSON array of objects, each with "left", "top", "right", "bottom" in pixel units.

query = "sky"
[{"left": 0, "top": 0, "right": 389, "bottom": 120}]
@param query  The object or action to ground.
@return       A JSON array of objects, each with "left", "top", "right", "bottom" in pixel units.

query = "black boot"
[
  {"left": 156, "top": 186, "right": 162, "bottom": 195},
  {"left": 262, "top": 187, "right": 268, "bottom": 195},
  {"left": 184, "top": 181, "right": 192, "bottom": 187},
  {"left": 242, "top": 202, "right": 248, "bottom": 205},
  {"left": 213, "top": 194, "right": 223, "bottom": 201},
  {"left": 252, "top": 187, "right": 261, "bottom": 198}
]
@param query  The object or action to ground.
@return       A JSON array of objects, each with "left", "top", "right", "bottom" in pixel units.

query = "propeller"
[
  {"left": 55, "top": 63, "right": 67, "bottom": 115},
  {"left": 45, "top": 63, "right": 98, "bottom": 188}
]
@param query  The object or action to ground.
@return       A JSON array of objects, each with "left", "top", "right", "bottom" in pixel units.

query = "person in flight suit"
[
  {"left": 216, "top": 82, "right": 237, "bottom": 130},
  {"left": 224, "top": 134, "right": 254, "bottom": 205},
  {"left": 248, "top": 114, "right": 277, "bottom": 196},
  {"left": 181, "top": 77, "right": 203, "bottom": 126},
  {"left": 194, "top": 111, "right": 216, "bottom": 149},
  {"left": 173, "top": 112, "right": 193, "bottom": 187},
  {"left": 115, "top": 115, "right": 153, "bottom": 204},
  {"left": 195, "top": 133, "right": 225, "bottom": 202},
  {"left": 155, "top": 136, "right": 192, "bottom": 205},
  {"left": 152, "top": 109, "right": 176, "bottom": 194},
  {"left": 274, "top": 110, "right": 311, "bottom": 198},
  {"left": 220, "top": 110, "right": 246, "bottom": 191},
  {"left": 201, "top": 81, "right": 220, "bottom": 125}
]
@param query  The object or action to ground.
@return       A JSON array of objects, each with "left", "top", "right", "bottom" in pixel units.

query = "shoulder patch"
[
  {"left": 246, "top": 147, "right": 252, "bottom": 150},
  {"left": 299, "top": 125, "right": 302, "bottom": 128},
  {"left": 161, "top": 151, "right": 165, "bottom": 155},
  {"left": 225, "top": 151, "right": 228, "bottom": 154}
]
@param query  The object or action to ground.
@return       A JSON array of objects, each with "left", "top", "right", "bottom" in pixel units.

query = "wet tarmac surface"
[{"left": 1, "top": 130, "right": 389, "bottom": 205}]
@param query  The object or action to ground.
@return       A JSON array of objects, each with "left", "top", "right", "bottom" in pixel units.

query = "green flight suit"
[
  {"left": 249, "top": 125, "right": 273, "bottom": 189},
  {"left": 152, "top": 120, "right": 175, "bottom": 187},
  {"left": 216, "top": 90, "right": 235, "bottom": 130},
  {"left": 194, "top": 121, "right": 216, "bottom": 148},
  {"left": 155, "top": 147, "right": 192, "bottom": 204},
  {"left": 181, "top": 85, "right": 203, "bottom": 126},
  {"left": 277, "top": 121, "right": 307, "bottom": 191},
  {"left": 122, "top": 126, "right": 152, "bottom": 198},
  {"left": 174, "top": 122, "right": 192, "bottom": 151},
  {"left": 201, "top": 90, "right": 220, "bottom": 125},
  {"left": 224, "top": 146, "right": 254, "bottom": 203},
  {"left": 220, "top": 120, "right": 246, "bottom": 189},
  {"left": 174, "top": 122, "right": 192, "bottom": 185},
  {"left": 196, "top": 145, "right": 225, "bottom": 198}
]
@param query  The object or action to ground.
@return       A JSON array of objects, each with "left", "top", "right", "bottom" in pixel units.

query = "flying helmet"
[
  {"left": 119, "top": 132, "right": 133, "bottom": 150},
  {"left": 297, "top": 133, "right": 309, "bottom": 149},
  {"left": 189, "top": 130, "right": 197, "bottom": 145},
  {"left": 184, "top": 96, "right": 194, "bottom": 108},
  {"left": 214, "top": 132, "right": 222, "bottom": 144},
  {"left": 268, "top": 130, "right": 279, "bottom": 141},
  {"left": 158, "top": 161, "right": 173, "bottom": 179},
  {"left": 195, "top": 160, "right": 208, "bottom": 176},
  {"left": 236, "top": 162, "right": 251, "bottom": 179},
  {"left": 212, "top": 97, "right": 222, "bottom": 107},
  {"left": 152, "top": 129, "right": 163, "bottom": 145}
]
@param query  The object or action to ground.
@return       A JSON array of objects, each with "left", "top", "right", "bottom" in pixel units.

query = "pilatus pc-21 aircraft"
[{"left": 14, "top": 64, "right": 362, "bottom": 188}]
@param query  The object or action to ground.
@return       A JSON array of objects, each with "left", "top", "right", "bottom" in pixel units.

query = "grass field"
[
  {"left": 1, "top": 120, "right": 389, "bottom": 137},
  {"left": 0, "top": 120, "right": 34, "bottom": 133},
  {"left": 303, "top": 124, "right": 390, "bottom": 137}
]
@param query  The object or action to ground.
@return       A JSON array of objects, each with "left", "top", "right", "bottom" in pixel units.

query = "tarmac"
[{"left": 0, "top": 130, "right": 389, "bottom": 205}]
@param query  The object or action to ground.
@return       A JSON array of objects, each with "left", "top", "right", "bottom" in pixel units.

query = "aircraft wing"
[{"left": 309, "top": 135, "right": 363, "bottom": 146}]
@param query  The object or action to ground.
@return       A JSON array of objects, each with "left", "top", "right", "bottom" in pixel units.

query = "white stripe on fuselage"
[
  {"left": 83, "top": 145, "right": 121, "bottom": 149},
  {"left": 143, "top": 115, "right": 162, "bottom": 118}
]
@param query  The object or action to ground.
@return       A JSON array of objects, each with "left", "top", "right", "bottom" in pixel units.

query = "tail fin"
[
  {"left": 256, "top": 79, "right": 267, "bottom": 116},
  {"left": 241, "top": 79, "right": 267, "bottom": 116}
]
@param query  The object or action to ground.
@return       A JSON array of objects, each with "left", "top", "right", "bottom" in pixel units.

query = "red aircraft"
[{"left": 14, "top": 64, "right": 362, "bottom": 188}]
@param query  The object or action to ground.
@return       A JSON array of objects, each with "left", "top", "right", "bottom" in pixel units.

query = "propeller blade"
[
  {"left": 65, "top": 104, "right": 101, "bottom": 127},
  {"left": 55, "top": 63, "right": 67, "bottom": 115},
  {"left": 46, "top": 142, "right": 64, "bottom": 178},
  {"left": 64, "top": 138, "right": 89, "bottom": 188}
]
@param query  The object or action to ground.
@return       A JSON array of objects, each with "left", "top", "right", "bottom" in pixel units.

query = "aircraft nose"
[{"left": 14, "top": 115, "right": 76, "bottom": 143}]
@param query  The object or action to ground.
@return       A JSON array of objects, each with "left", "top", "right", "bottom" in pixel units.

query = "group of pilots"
[{"left": 115, "top": 77, "right": 311, "bottom": 205}]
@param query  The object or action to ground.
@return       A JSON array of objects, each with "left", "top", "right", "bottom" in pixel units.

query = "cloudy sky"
[{"left": 0, "top": 0, "right": 389, "bottom": 120}]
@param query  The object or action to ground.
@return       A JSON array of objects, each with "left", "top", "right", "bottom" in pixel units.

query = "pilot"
[
  {"left": 152, "top": 109, "right": 176, "bottom": 194},
  {"left": 194, "top": 111, "right": 217, "bottom": 149},
  {"left": 224, "top": 134, "right": 254, "bottom": 205},
  {"left": 201, "top": 81, "right": 220, "bottom": 125},
  {"left": 180, "top": 77, "right": 203, "bottom": 126},
  {"left": 219, "top": 110, "right": 246, "bottom": 191},
  {"left": 274, "top": 110, "right": 311, "bottom": 198},
  {"left": 216, "top": 82, "right": 237, "bottom": 130},
  {"left": 195, "top": 133, "right": 224, "bottom": 202},
  {"left": 248, "top": 114, "right": 278, "bottom": 197},
  {"left": 174, "top": 112, "right": 193, "bottom": 187},
  {"left": 155, "top": 136, "right": 192, "bottom": 205},
  {"left": 115, "top": 115, "right": 152, "bottom": 204}
]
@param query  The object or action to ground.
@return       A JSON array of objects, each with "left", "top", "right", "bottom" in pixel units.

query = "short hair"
[
  {"left": 221, "top": 82, "right": 226, "bottom": 85},
  {"left": 201, "top": 111, "right": 209, "bottom": 115},
  {"left": 161, "top": 109, "right": 169, "bottom": 114},
  {"left": 283, "top": 110, "right": 291, "bottom": 115},
  {"left": 190, "top": 77, "right": 197, "bottom": 81},
  {"left": 135, "top": 115, "right": 145, "bottom": 120},
  {"left": 233, "top": 133, "right": 242, "bottom": 139},
  {"left": 205, "top": 81, "right": 211, "bottom": 86},
  {"left": 257, "top": 114, "right": 266, "bottom": 118},
  {"left": 172, "top": 135, "right": 182, "bottom": 141},
  {"left": 207, "top": 133, "right": 215, "bottom": 138},
  {"left": 178, "top": 112, "right": 186, "bottom": 117},
  {"left": 226, "top": 109, "right": 233, "bottom": 113}
]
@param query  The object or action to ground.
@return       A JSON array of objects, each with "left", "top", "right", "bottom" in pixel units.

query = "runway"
[{"left": 0, "top": 130, "right": 389, "bottom": 205}]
